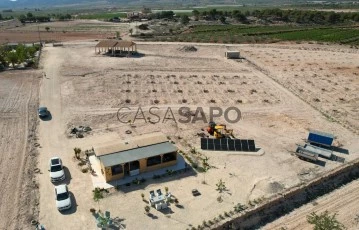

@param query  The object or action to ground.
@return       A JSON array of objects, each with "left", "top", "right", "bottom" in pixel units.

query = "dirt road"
[
  {"left": 0, "top": 71, "right": 40, "bottom": 229},
  {"left": 264, "top": 179, "right": 359, "bottom": 230},
  {"left": 37, "top": 46, "right": 94, "bottom": 229}
]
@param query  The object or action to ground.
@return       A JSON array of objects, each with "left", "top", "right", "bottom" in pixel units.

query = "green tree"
[
  {"left": 216, "top": 179, "right": 226, "bottom": 193},
  {"left": 0, "top": 46, "right": 8, "bottom": 67},
  {"left": 219, "top": 16, "right": 226, "bottom": 24},
  {"left": 18, "top": 14, "right": 26, "bottom": 23},
  {"left": 27, "top": 12, "right": 34, "bottom": 19},
  {"left": 16, "top": 44, "right": 27, "bottom": 63},
  {"left": 192, "top": 9, "right": 200, "bottom": 21},
  {"left": 45, "top": 26, "right": 50, "bottom": 32},
  {"left": 307, "top": 211, "right": 345, "bottom": 230},
  {"left": 202, "top": 156, "right": 210, "bottom": 184},
  {"left": 93, "top": 187, "right": 104, "bottom": 211},
  {"left": 129, "top": 28, "right": 133, "bottom": 35},
  {"left": 181, "top": 15, "right": 190, "bottom": 25},
  {"left": 6, "top": 51, "right": 19, "bottom": 68}
]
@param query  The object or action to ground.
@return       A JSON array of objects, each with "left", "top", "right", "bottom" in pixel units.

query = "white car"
[
  {"left": 55, "top": 184, "right": 72, "bottom": 211},
  {"left": 49, "top": 157, "right": 65, "bottom": 182}
]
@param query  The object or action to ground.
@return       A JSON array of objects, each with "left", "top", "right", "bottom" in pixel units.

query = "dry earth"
[
  {"left": 0, "top": 70, "right": 40, "bottom": 229},
  {"left": 0, "top": 20, "right": 130, "bottom": 44},
  {"left": 264, "top": 179, "right": 359, "bottom": 230},
  {"left": 34, "top": 41, "right": 359, "bottom": 229},
  {"left": 241, "top": 43, "right": 359, "bottom": 134}
]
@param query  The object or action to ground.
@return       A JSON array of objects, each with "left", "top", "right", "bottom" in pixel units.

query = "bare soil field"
[
  {"left": 241, "top": 44, "right": 359, "bottom": 134},
  {"left": 0, "top": 70, "right": 40, "bottom": 229},
  {"left": 35, "top": 41, "right": 359, "bottom": 229},
  {"left": 264, "top": 179, "right": 359, "bottom": 230},
  {"left": 0, "top": 20, "right": 130, "bottom": 44}
]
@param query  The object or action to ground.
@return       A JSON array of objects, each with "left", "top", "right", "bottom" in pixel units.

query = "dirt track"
[
  {"left": 0, "top": 70, "right": 40, "bottom": 229},
  {"left": 264, "top": 179, "right": 359, "bottom": 230}
]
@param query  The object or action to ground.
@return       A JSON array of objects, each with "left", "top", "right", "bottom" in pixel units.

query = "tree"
[
  {"left": 74, "top": 147, "right": 81, "bottom": 159},
  {"left": 15, "top": 44, "right": 27, "bottom": 63},
  {"left": 45, "top": 27, "right": 50, "bottom": 32},
  {"left": 144, "top": 205, "right": 150, "bottom": 214},
  {"left": 307, "top": 211, "right": 345, "bottom": 230},
  {"left": 129, "top": 28, "right": 133, "bottom": 35},
  {"left": 27, "top": 12, "right": 34, "bottom": 19},
  {"left": 219, "top": 16, "right": 226, "bottom": 24},
  {"left": 216, "top": 179, "right": 226, "bottom": 193},
  {"left": 0, "top": 46, "right": 8, "bottom": 67},
  {"left": 6, "top": 51, "right": 19, "bottom": 68},
  {"left": 181, "top": 15, "right": 190, "bottom": 25},
  {"left": 192, "top": 10, "right": 200, "bottom": 21},
  {"left": 93, "top": 187, "right": 104, "bottom": 211},
  {"left": 202, "top": 156, "right": 210, "bottom": 184},
  {"left": 116, "top": 31, "right": 120, "bottom": 39}
]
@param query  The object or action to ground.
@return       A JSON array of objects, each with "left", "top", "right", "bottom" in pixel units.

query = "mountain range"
[{"left": 1, "top": 0, "right": 358, "bottom": 9}]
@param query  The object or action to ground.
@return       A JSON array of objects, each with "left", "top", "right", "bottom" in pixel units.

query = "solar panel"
[
  {"left": 248, "top": 139, "right": 255, "bottom": 152},
  {"left": 241, "top": 140, "right": 249, "bottom": 151},
  {"left": 201, "top": 138, "right": 208, "bottom": 150},
  {"left": 214, "top": 139, "right": 221, "bottom": 151},
  {"left": 221, "top": 138, "right": 228, "bottom": 151},
  {"left": 207, "top": 138, "right": 214, "bottom": 150},
  {"left": 234, "top": 139, "right": 242, "bottom": 151},
  {"left": 200, "top": 138, "right": 256, "bottom": 152},
  {"left": 228, "top": 139, "right": 235, "bottom": 151}
]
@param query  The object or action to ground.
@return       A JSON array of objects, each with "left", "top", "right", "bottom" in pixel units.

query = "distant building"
[
  {"left": 127, "top": 9, "right": 151, "bottom": 21},
  {"left": 94, "top": 132, "right": 178, "bottom": 182}
]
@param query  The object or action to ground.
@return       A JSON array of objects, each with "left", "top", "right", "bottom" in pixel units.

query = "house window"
[
  {"left": 130, "top": 160, "right": 140, "bottom": 171},
  {"left": 163, "top": 152, "right": 176, "bottom": 163},
  {"left": 111, "top": 164, "right": 123, "bottom": 175},
  {"left": 147, "top": 155, "right": 161, "bottom": 167}
]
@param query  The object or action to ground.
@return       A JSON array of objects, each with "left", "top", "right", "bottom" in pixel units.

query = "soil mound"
[{"left": 179, "top": 46, "right": 197, "bottom": 52}]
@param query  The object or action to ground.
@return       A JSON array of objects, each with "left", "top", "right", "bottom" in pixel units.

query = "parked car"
[
  {"left": 38, "top": 107, "right": 49, "bottom": 118},
  {"left": 55, "top": 184, "right": 72, "bottom": 211},
  {"left": 49, "top": 157, "right": 65, "bottom": 182}
]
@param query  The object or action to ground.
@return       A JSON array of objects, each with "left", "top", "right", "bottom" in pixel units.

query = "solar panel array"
[{"left": 201, "top": 138, "right": 256, "bottom": 152}]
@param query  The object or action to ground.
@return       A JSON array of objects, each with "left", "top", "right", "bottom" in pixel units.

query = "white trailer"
[{"left": 295, "top": 145, "right": 319, "bottom": 162}]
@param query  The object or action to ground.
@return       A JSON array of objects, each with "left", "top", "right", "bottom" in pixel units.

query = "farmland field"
[{"left": 168, "top": 25, "right": 359, "bottom": 45}]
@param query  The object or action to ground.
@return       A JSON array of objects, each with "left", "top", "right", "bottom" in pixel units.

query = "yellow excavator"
[{"left": 206, "top": 121, "right": 234, "bottom": 139}]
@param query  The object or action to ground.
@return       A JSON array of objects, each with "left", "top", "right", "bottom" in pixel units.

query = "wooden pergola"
[{"left": 95, "top": 40, "right": 137, "bottom": 56}]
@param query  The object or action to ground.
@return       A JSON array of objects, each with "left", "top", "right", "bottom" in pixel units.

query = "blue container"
[{"left": 308, "top": 130, "right": 334, "bottom": 146}]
